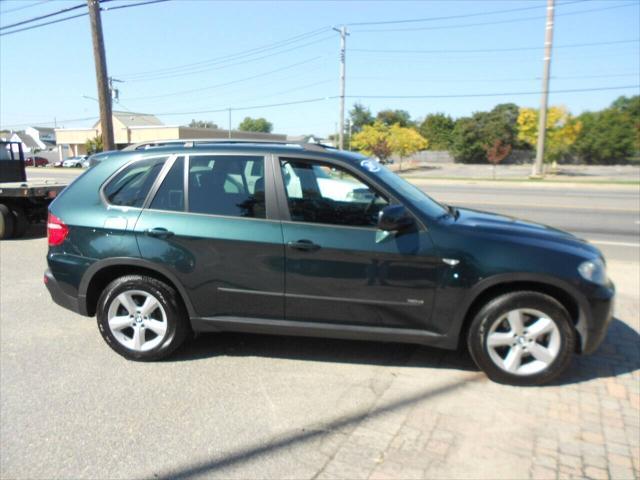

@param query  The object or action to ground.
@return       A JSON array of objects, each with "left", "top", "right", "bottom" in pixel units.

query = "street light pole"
[
  {"left": 531, "top": 0, "right": 555, "bottom": 178},
  {"left": 87, "top": 0, "right": 114, "bottom": 151}
]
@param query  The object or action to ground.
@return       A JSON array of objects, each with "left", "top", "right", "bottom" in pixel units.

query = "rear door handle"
[
  {"left": 287, "top": 239, "right": 320, "bottom": 252},
  {"left": 144, "top": 227, "right": 174, "bottom": 239}
]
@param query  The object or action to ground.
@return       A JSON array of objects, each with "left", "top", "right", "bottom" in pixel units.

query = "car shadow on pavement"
[
  {"left": 172, "top": 330, "right": 478, "bottom": 372},
  {"left": 172, "top": 319, "right": 638, "bottom": 384},
  {"left": 551, "top": 317, "right": 640, "bottom": 386}
]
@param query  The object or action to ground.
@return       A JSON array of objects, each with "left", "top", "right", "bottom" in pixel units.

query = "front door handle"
[
  {"left": 287, "top": 239, "right": 320, "bottom": 252},
  {"left": 144, "top": 227, "right": 174, "bottom": 239}
]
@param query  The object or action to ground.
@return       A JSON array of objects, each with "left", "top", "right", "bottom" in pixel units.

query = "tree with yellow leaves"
[
  {"left": 388, "top": 123, "right": 429, "bottom": 171},
  {"left": 351, "top": 121, "right": 393, "bottom": 163},
  {"left": 517, "top": 106, "right": 582, "bottom": 164}
]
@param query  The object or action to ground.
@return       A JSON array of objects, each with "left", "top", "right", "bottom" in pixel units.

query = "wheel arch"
[
  {"left": 79, "top": 258, "right": 196, "bottom": 318},
  {"left": 453, "top": 273, "right": 588, "bottom": 353}
]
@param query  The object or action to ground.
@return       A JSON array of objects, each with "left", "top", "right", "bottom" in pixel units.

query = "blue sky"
[{"left": 1, "top": 0, "right": 639, "bottom": 136}]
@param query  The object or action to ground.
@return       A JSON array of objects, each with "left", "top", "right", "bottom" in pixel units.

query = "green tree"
[
  {"left": 376, "top": 109, "right": 412, "bottom": 127},
  {"left": 351, "top": 121, "right": 392, "bottom": 163},
  {"left": 573, "top": 96, "right": 640, "bottom": 164},
  {"left": 388, "top": 124, "right": 428, "bottom": 171},
  {"left": 85, "top": 135, "right": 103, "bottom": 155},
  {"left": 517, "top": 106, "right": 582, "bottom": 163},
  {"left": 418, "top": 113, "right": 455, "bottom": 150},
  {"left": 188, "top": 119, "right": 218, "bottom": 129},
  {"left": 349, "top": 103, "right": 374, "bottom": 133},
  {"left": 450, "top": 104, "right": 521, "bottom": 163},
  {"left": 238, "top": 117, "right": 273, "bottom": 133}
]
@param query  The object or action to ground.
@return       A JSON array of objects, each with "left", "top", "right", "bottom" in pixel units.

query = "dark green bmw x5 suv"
[{"left": 44, "top": 140, "right": 614, "bottom": 385}]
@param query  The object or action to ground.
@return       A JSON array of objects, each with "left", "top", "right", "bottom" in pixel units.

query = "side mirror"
[{"left": 377, "top": 205, "right": 414, "bottom": 232}]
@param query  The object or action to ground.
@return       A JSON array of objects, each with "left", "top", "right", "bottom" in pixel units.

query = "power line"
[
  {"left": 0, "top": 11, "right": 88, "bottom": 36},
  {"left": 0, "top": 2, "right": 89, "bottom": 31},
  {"left": 120, "top": 34, "right": 334, "bottom": 83},
  {"left": 0, "top": 0, "right": 49, "bottom": 15},
  {"left": 0, "top": 0, "right": 168, "bottom": 37},
  {"left": 156, "top": 97, "right": 336, "bottom": 117},
  {"left": 124, "top": 56, "right": 325, "bottom": 101},
  {"left": 117, "top": 27, "right": 331, "bottom": 80},
  {"left": 348, "top": 72, "right": 640, "bottom": 83},
  {"left": 3, "top": 83, "right": 636, "bottom": 130},
  {"left": 352, "top": 2, "right": 638, "bottom": 33},
  {"left": 345, "top": 0, "right": 584, "bottom": 27},
  {"left": 345, "top": 85, "right": 639, "bottom": 99},
  {"left": 350, "top": 39, "right": 639, "bottom": 54}
]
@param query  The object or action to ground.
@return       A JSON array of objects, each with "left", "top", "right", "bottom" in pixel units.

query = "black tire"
[
  {"left": 0, "top": 204, "right": 15, "bottom": 240},
  {"left": 11, "top": 207, "right": 29, "bottom": 239},
  {"left": 96, "top": 275, "right": 189, "bottom": 361},
  {"left": 467, "top": 291, "right": 575, "bottom": 386}
]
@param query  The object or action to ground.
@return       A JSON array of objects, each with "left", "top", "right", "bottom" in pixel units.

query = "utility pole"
[
  {"left": 531, "top": 0, "right": 555, "bottom": 178},
  {"left": 333, "top": 26, "right": 348, "bottom": 150},
  {"left": 228, "top": 108, "right": 232, "bottom": 138},
  {"left": 87, "top": 0, "right": 114, "bottom": 151}
]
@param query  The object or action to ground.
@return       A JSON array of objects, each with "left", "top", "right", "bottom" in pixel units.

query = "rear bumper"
[
  {"left": 581, "top": 281, "right": 615, "bottom": 354},
  {"left": 44, "top": 268, "right": 82, "bottom": 315}
]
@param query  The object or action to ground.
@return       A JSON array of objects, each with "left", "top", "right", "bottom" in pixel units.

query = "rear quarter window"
[{"left": 103, "top": 156, "right": 167, "bottom": 207}]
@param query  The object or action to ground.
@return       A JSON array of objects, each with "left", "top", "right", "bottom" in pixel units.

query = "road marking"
[
  {"left": 588, "top": 240, "right": 640, "bottom": 248},
  {"left": 443, "top": 200, "right": 639, "bottom": 213}
]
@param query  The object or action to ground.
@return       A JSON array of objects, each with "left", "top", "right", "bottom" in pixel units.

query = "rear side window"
[
  {"left": 150, "top": 157, "right": 185, "bottom": 212},
  {"left": 188, "top": 155, "right": 265, "bottom": 218},
  {"left": 103, "top": 157, "right": 167, "bottom": 207}
]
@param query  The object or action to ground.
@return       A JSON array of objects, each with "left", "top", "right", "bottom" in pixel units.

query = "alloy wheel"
[
  {"left": 486, "top": 308, "right": 561, "bottom": 376},
  {"left": 106, "top": 290, "right": 168, "bottom": 352}
]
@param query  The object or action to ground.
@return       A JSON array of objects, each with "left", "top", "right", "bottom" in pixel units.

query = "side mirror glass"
[{"left": 377, "top": 205, "right": 414, "bottom": 232}]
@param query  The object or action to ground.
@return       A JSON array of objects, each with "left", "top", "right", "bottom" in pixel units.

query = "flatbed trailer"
[{"left": 0, "top": 141, "right": 68, "bottom": 239}]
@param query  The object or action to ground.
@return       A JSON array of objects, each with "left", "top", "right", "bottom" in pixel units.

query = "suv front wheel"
[
  {"left": 467, "top": 291, "right": 576, "bottom": 386},
  {"left": 97, "top": 275, "right": 189, "bottom": 361}
]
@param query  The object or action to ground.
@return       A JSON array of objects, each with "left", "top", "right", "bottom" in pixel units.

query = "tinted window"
[
  {"left": 150, "top": 157, "right": 184, "bottom": 212},
  {"left": 281, "top": 158, "right": 388, "bottom": 227},
  {"left": 104, "top": 157, "right": 166, "bottom": 207},
  {"left": 188, "top": 155, "right": 265, "bottom": 218}
]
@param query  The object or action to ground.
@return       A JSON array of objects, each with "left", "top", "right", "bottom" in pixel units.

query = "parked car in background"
[
  {"left": 43, "top": 140, "right": 615, "bottom": 386},
  {"left": 53, "top": 159, "right": 64, "bottom": 168},
  {"left": 24, "top": 156, "right": 49, "bottom": 167},
  {"left": 62, "top": 156, "right": 87, "bottom": 168}
]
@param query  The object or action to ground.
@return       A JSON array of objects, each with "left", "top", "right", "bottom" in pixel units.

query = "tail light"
[{"left": 47, "top": 212, "right": 69, "bottom": 246}]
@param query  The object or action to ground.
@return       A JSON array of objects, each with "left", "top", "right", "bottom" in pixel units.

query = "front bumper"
[
  {"left": 44, "top": 268, "right": 82, "bottom": 315},
  {"left": 580, "top": 280, "right": 615, "bottom": 354}
]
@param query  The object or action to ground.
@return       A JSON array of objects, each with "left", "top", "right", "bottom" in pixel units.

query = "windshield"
[{"left": 359, "top": 160, "right": 448, "bottom": 218}]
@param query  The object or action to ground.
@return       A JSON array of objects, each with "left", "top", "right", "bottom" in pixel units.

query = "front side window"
[
  {"left": 280, "top": 158, "right": 388, "bottom": 227},
  {"left": 188, "top": 155, "right": 266, "bottom": 218},
  {"left": 103, "top": 156, "right": 167, "bottom": 207}
]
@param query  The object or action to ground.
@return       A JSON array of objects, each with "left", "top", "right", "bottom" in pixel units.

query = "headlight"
[{"left": 578, "top": 258, "right": 607, "bottom": 284}]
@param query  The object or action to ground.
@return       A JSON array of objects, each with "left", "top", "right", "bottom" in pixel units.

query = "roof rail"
[{"left": 122, "top": 138, "right": 337, "bottom": 152}]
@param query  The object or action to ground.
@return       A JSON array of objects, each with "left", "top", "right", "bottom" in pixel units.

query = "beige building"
[{"left": 55, "top": 111, "right": 287, "bottom": 158}]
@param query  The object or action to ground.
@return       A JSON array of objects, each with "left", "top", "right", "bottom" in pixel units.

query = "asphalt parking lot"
[{"left": 1, "top": 181, "right": 638, "bottom": 480}]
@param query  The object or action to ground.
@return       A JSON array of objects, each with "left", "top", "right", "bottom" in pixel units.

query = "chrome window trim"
[{"left": 99, "top": 154, "right": 176, "bottom": 210}]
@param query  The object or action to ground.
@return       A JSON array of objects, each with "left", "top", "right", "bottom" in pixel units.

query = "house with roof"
[
  {"left": 0, "top": 131, "right": 42, "bottom": 155},
  {"left": 54, "top": 111, "right": 287, "bottom": 158},
  {"left": 25, "top": 126, "right": 56, "bottom": 149}
]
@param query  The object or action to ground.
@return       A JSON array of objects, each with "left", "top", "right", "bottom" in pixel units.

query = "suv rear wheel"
[
  {"left": 467, "top": 291, "right": 575, "bottom": 386},
  {"left": 97, "top": 275, "right": 189, "bottom": 361}
]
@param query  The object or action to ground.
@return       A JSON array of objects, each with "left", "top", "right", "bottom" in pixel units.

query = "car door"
[
  {"left": 134, "top": 153, "right": 284, "bottom": 320},
  {"left": 277, "top": 156, "right": 441, "bottom": 331}
]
